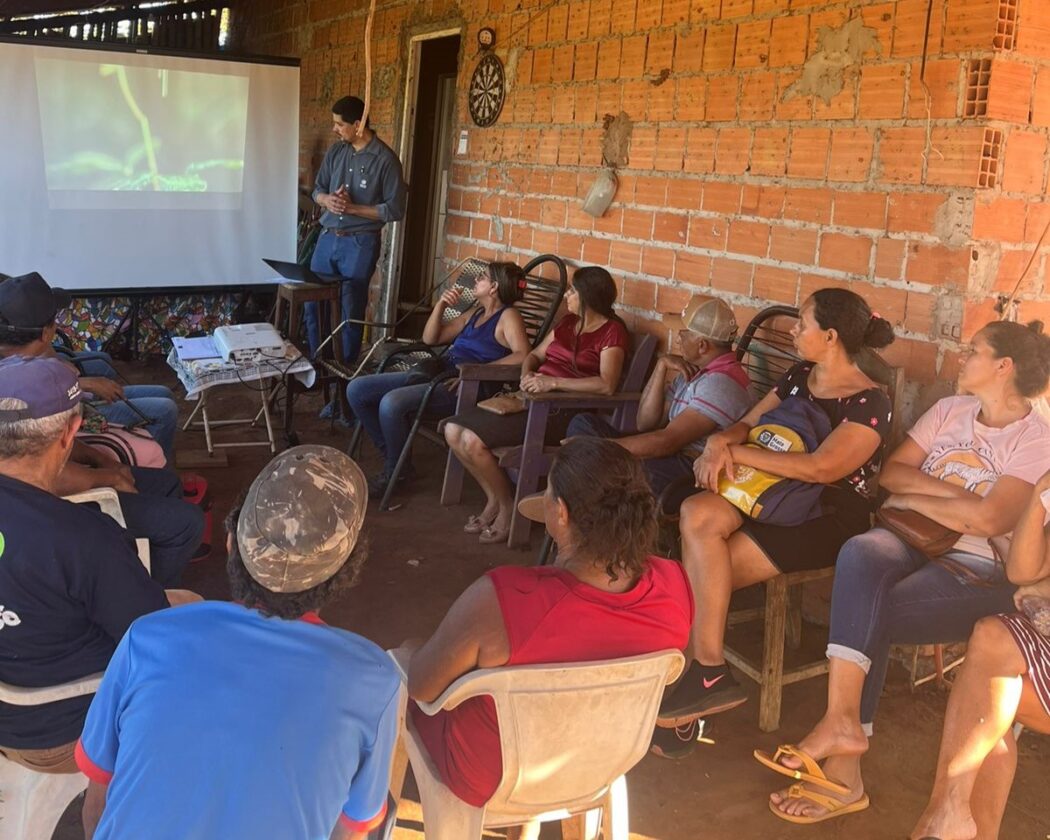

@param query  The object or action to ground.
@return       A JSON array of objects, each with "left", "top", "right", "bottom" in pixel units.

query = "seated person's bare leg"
[
  {"left": 444, "top": 424, "right": 514, "bottom": 534},
  {"left": 910, "top": 616, "right": 1049, "bottom": 840},
  {"left": 679, "top": 493, "right": 776, "bottom": 666},
  {"left": 768, "top": 657, "right": 870, "bottom": 818}
]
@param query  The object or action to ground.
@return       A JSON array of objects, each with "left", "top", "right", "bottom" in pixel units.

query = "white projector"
[{"left": 213, "top": 323, "right": 284, "bottom": 365}]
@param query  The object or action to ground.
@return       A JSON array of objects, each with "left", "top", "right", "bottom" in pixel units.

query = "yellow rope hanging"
[{"left": 357, "top": 0, "right": 377, "bottom": 137}]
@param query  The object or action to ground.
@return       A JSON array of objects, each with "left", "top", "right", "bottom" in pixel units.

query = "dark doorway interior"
[{"left": 398, "top": 34, "right": 460, "bottom": 335}]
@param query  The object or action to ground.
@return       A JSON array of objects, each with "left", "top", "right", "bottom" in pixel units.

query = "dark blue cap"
[
  {"left": 0, "top": 273, "right": 71, "bottom": 331},
  {"left": 0, "top": 356, "right": 82, "bottom": 421}
]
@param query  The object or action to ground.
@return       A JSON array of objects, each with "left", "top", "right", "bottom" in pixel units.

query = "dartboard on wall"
[{"left": 468, "top": 52, "right": 505, "bottom": 128}]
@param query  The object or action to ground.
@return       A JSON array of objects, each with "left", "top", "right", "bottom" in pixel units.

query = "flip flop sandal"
[
  {"left": 753, "top": 744, "right": 852, "bottom": 797},
  {"left": 463, "top": 515, "right": 491, "bottom": 535},
  {"left": 479, "top": 526, "right": 509, "bottom": 545},
  {"left": 769, "top": 783, "right": 870, "bottom": 825}
]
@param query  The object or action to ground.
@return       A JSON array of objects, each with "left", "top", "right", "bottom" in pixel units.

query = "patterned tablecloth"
[{"left": 166, "top": 340, "right": 316, "bottom": 400}]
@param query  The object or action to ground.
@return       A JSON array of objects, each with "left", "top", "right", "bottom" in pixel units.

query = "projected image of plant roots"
[{"left": 36, "top": 58, "right": 249, "bottom": 192}]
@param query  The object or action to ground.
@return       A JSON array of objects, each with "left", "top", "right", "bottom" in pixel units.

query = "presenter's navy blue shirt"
[
  {"left": 312, "top": 134, "right": 406, "bottom": 233},
  {"left": 0, "top": 474, "right": 167, "bottom": 749}
]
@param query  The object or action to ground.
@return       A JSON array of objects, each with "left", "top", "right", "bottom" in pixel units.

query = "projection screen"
[{"left": 0, "top": 39, "right": 300, "bottom": 291}]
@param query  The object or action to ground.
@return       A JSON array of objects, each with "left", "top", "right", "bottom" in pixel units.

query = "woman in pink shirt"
[
  {"left": 406, "top": 437, "right": 693, "bottom": 808},
  {"left": 444, "top": 266, "right": 628, "bottom": 544},
  {"left": 758, "top": 319, "right": 1050, "bottom": 825}
]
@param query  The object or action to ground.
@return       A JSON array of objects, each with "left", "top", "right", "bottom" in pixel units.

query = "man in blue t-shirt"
[
  {"left": 78, "top": 445, "right": 401, "bottom": 840},
  {"left": 0, "top": 356, "right": 181, "bottom": 773}
]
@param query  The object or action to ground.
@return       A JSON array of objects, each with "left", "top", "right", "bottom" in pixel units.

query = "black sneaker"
[
  {"left": 649, "top": 719, "right": 702, "bottom": 760},
  {"left": 657, "top": 662, "right": 747, "bottom": 727},
  {"left": 367, "top": 467, "right": 417, "bottom": 499}
]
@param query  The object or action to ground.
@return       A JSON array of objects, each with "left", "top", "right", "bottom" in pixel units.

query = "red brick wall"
[{"left": 231, "top": 0, "right": 1050, "bottom": 400}]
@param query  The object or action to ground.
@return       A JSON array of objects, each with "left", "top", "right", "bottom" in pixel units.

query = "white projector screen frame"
[{"left": 0, "top": 37, "right": 300, "bottom": 293}]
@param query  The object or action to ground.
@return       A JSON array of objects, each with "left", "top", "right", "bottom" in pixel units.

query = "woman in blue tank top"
[{"left": 345, "top": 262, "right": 530, "bottom": 497}]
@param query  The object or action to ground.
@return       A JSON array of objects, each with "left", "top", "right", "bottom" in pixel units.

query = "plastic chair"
[
  {"left": 389, "top": 648, "right": 684, "bottom": 840},
  {"left": 0, "top": 675, "right": 104, "bottom": 840},
  {"left": 0, "top": 490, "right": 152, "bottom": 838},
  {"left": 63, "top": 488, "right": 151, "bottom": 572}
]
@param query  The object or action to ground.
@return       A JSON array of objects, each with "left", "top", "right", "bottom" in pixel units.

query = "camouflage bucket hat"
[{"left": 237, "top": 445, "right": 368, "bottom": 594}]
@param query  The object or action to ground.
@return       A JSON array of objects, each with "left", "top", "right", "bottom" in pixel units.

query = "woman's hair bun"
[{"left": 863, "top": 315, "right": 895, "bottom": 350}]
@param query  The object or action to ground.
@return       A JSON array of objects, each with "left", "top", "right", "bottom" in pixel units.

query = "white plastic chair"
[
  {"left": 63, "top": 487, "right": 151, "bottom": 572},
  {"left": 389, "top": 648, "right": 685, "bottom": 840},
  {"left": 0, "top": 675, "right": 103, "bottom": 840},
  {"left": 0, "top": 489, "right": 150, "bottom": 839}
]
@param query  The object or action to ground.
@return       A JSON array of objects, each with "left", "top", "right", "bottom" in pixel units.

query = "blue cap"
[
  {"left": 0, "top": 273, "right": 71, "bottom": 331},
  {"left": 0, "top": 356, "right": 82, "bottom": 421}
]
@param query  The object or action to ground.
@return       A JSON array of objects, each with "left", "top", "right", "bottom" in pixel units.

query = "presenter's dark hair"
[{"left": 332, "top": 96, "right": 368, "bottom": 126}]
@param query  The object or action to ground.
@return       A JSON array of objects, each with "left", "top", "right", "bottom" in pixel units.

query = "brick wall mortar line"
[{"left": 442, "top": 221, "right": 944, "bottom": 295}]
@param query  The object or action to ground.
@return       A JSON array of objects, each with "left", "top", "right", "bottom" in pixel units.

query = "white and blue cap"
[{"left": 0, "top": 356, "right": 82, "bottom": 421}]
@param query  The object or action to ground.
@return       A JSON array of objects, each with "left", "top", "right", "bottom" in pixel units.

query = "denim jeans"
[
  {"left": 306, "top": 229, "right": 382, "bottom": 363},
  {"left": 827, "top": 528, "right": 1017, "bottom": 730},
  {"left": 565, "top": 413, "right": 694, "bottom": 498},
  {"left": 345, "top": 371, "right": 458, "bottom": 476},
  {"left": 69, "top": 350, "right": 117, "bottom": 379},
  {"left": 118, "top": 467, "right": 204, "bottom": 587},
  {"left": 93, "top": 385, "right": 178, "bottom": 463}
]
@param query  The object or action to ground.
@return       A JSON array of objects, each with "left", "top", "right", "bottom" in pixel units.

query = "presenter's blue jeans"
[
  {"left": 306, "top": 229, "right": 383, "bottom": 364},
  {"left": 345, "top": 371, "right": 458, "bottom": 476},
  {"left": 118, "top": 467, "right": 205, "bottom": 587},
  {"left": 94, "top": 385, "right": 178, "bottom": 463},
  {"left": 826, "top": 528, "right": 1017, "bottom": 731}
]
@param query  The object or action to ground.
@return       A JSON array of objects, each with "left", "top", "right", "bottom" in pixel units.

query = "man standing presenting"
[{"left": 307, "top": 95, "right": 406, "bottom": 377}]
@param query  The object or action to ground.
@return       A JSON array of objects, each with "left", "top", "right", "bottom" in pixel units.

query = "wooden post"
[
  {"left": 759, "top": 575, "right": 788, "bottom": 732},
  {"left": 786, "top": 583, "right": 803, "bottom": 651},
  {"left": 508, "top": 401, "right": 551, "bottom": 548}
]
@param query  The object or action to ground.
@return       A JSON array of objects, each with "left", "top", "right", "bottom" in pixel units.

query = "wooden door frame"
[{"left": 379, "top": 26, "right": 462, "bottom": 333}]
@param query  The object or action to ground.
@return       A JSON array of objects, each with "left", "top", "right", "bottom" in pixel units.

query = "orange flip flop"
[
  {"left": 753, "top": 744, "right": 852, "bottom": 797},
  {"left": 769, "top": 783, "right": 870, "bottom": 825}
]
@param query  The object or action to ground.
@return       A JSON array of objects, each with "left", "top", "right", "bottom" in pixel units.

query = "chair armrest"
[
  {"left": 524, "top": 391, "right": 643, "bottom": 405},
  {"left": 456, "top": 363, "right": 521, "bottom": 383},
  {"left": 0, "top": 673, "right": 103, "bottom": 706},
  {"left": 386, "top": 647, "right": 492, "bottom": 716},
  {"left": 388, "top": 647, "right": 413, "bottom": 682},
  {"left": 384, "top": 342, "right": 437, "bottom": 357}
]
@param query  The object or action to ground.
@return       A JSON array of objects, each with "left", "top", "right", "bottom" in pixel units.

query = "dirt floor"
[{"left": 56, "top": 359, "right": 1050, "bottom": 839}]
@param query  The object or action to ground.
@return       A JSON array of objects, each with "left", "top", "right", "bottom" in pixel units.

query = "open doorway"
[{"left": 394, "top": 33, "right": 460, "bottom": 335}]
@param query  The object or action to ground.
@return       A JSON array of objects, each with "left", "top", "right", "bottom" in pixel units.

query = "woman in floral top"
[{"left": 654, "top": 288, "right": 894, "bottom": 757}]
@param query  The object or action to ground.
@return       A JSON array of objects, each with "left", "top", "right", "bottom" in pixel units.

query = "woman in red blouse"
[{"left": 444, "top": 266, "right": 629, "bottom": 544}]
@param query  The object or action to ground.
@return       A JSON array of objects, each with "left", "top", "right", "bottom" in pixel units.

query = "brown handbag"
[
  {"left": 875, "top": 507, "right": 961, "bottom": 557},
  {"left": 477, "top": 390, "right": 527, "bottom": 415}
]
